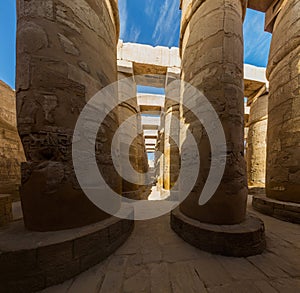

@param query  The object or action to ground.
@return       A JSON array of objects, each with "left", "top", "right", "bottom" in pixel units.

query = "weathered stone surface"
[
  {"left": 41, "top": 208, "right": 300, "bottom": 293},
  {"left": 266, "top": 0, "right": 300, "bottom": 204},
  {"left": 155, "top": 130, "right": 165, "bottom": 191},
  {"left": 0, "top": 214, "right": 134, "bottom": 292},
  {"left": 163, "top": 70, "right": 180, "bottom": 191},
  {"left": 16, "top": 0, "right": 121, "bottom": 231},
  {"left": 253, "top": 194, "right": 300, "bottom": 224},
  {"left": 0, "top": 81, "right": 25, "bottom": 200},
  {"left": 117, "top": 70, "right": 150, "bottom": 200},
  {"left": 0, "top": 194, "right": 13, "bottom": 227},
  {"left": 179, "top": 0, "right": 247, "bottom": 224},
  {"left": 246, "top": 93, "right": 268, "bottom": 187},
  {"left": 171, "top": 208, "right": 266, "bottom": 257}
]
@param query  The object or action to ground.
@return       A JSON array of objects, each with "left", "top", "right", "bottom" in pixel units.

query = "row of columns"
[{"left": 14, "top": 0, "right": 300, "bottom": 233}]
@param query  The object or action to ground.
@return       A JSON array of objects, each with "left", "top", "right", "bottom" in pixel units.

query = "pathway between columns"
[{"left": 41, "top": 197, "right": 300, "bottom": 293}]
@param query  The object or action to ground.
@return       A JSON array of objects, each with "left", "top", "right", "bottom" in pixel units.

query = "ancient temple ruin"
[{"left": 0, "top": 0, "right": 299, "bottom": 292}]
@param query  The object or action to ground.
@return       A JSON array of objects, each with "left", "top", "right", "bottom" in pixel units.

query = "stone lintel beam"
[
  {"left": 117, "top": 59, "right": 134, "bottom": 76},
  {"left": 244, "top": 64, "right": 268, "bottom": 98},
  {"left": 133, "top": 63, "right": 167, "bottom": 87},
  {"left": 143, "top": 129, "right": 158, "bottom": 137},
  {"left": 248, "top": 0, "right": 285, "bottom": 33},
  {"left": 145, "top": 138, "right": 157, "bottom": 145},
  {"left": 144, "top": 135, "right": 158, "bottom": 140},
  {"left": 137, "top": 94, "right": 165, "bottom": 109},
  {"left": 244, "top": 64, "right": 267, "bottom": 83},
  {"left": 141, "top": 116, "right": 161, "bottom": 128},
  {"left": 264, "top": 0, "right": 285, "bottom": 33},
  {"left": 143, "top": 125, "right": 159, "bottom": 130},
  {"left": 139, "top": 105, "right": 162, "bottom": 115},
  {"left": 247, "top": 84, "right": 269, "bottom": 107},
  {"left": 118, "top": 40, "right": 181, "bottom": 68},
  {"left": 247, "top": 0, "right": 274, "bottom": 12},
  {"left": 165, "top": 67, "right": 181, "bottom": 86}
]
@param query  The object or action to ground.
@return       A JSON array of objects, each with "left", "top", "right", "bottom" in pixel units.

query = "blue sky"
[
  {"left": 0, "top": 1, "right": 271, "bottom": 89},
  {"left": 0, "top": 0, "right": 16, "bottom": 88}
]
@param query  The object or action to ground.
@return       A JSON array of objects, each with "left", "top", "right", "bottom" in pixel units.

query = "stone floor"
[{"left": 40, "top": 197, "right": 300, "bottom": 293}]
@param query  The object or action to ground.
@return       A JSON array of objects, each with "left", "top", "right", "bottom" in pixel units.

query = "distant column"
[
  {"left": 118, "top": 62, "right": 141, "bottom": 199},
  {"left": 247, "top": 93, "right": 268, "bottom": 188},
  {"left": 156, "top": 130, "right": 165, "bottom": 191},
  {"left": 163, "top": 69, "right": 180, "bottom": 190}
]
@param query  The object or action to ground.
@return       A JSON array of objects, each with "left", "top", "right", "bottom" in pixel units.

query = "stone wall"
[
  {"left": 0, "top": 194, "right": 13, "bottom": 227},
  {"left": 0, "top": 81, "right": 25, "bottom": 200}
]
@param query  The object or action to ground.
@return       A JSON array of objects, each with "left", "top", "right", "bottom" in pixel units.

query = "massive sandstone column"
[
  {"left": 247, "top": 93, "right": 268, "bottom": 188},
  {"left": 163, "top": 70, "right": 181, "bottom": 190},
  {"left": 118, "top": 64, "right": 146, "bottom": 200},
  {"left": 0, "top": 81, "right": 25, "bottom": 199},
  {"left": 156, "top": 130, "right": 165, "bottom": 190},
  {"left": 179, "top": 0, "right": 248, "bottom": 224},
  {"left": 16, "top": 0, "right": 121, "bottom": 231},
  {"left": 163, "top": 105, "right": 180, "bottom": 190},
  {"left": 266, "top": 0, "right": 300, "bottom": 203}
]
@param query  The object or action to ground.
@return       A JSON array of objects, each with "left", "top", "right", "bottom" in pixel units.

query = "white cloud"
[
  {"left": 119, "top": 0, "right": 128, "bottom": 39},
  {"left": 129, "top": 26, "right": 141, "bottom": 42},
  {"left": 145, "top": 0, "right": 155, "bottom": 18},
  {"left": 152, "top": 0, "right": 180, "bottom": 46}
]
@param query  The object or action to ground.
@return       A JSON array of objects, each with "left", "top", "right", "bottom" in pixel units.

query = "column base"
[
  {"left": 0, "top": 213, "right": 134, "bottom": 292},
  {"left": 252, "top": 194, "right": 300, "bottom": 224},
  {"left": 171, "top": 208, "right": 266, "bottom": 257}
]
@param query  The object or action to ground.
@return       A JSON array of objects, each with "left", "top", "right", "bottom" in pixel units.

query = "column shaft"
[
  {"left": 266, "top": 0, "right": 300, "bottom": 203},
  {"left": 247, "top": 94, "right": 268, "bottom": 188},
  {"left": 118, "top": 71, "right": 142, "bottom": 199},
  {"left": 180, "top": 0, "right": 247, "bottom": 224},
  {"left": 164, "top": 105, "right": 180, "bottom": 190},
  {"left": 16, "top": 0, "right": 120, "bottom": 231}
]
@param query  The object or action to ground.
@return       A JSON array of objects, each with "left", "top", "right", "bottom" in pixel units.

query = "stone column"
[
  {"left": 171, "top": 0, "right": 265, "bottom": 256},
  {"left": 118, "top": 63, "right": 142, "bottom": 200},
  {"left": 156, "top": 130, "right": 165, "bottom": 190},
  {"left": 163, "top": 69, "right": 180, "bottom": 190},
  {"left": 266, "top": 0, "right": 300, "bottom": 203},
  {"left": 247, "top": 93, "right": 268, "bottom": 188},
  {"left": 0, "top": 81, "right": 25, "bottom": 200},
  {"left": 163, "top": 105, "right": 180, "bottom": 190},
  {"left": 135, "top": 111, "right": 150, "bottom": 197},
  {"left": 16, "top": 0, "right": 121, "bottom": 231},
  {"left": 180, "top": 0, "right": 248, "bottom": 224}
]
